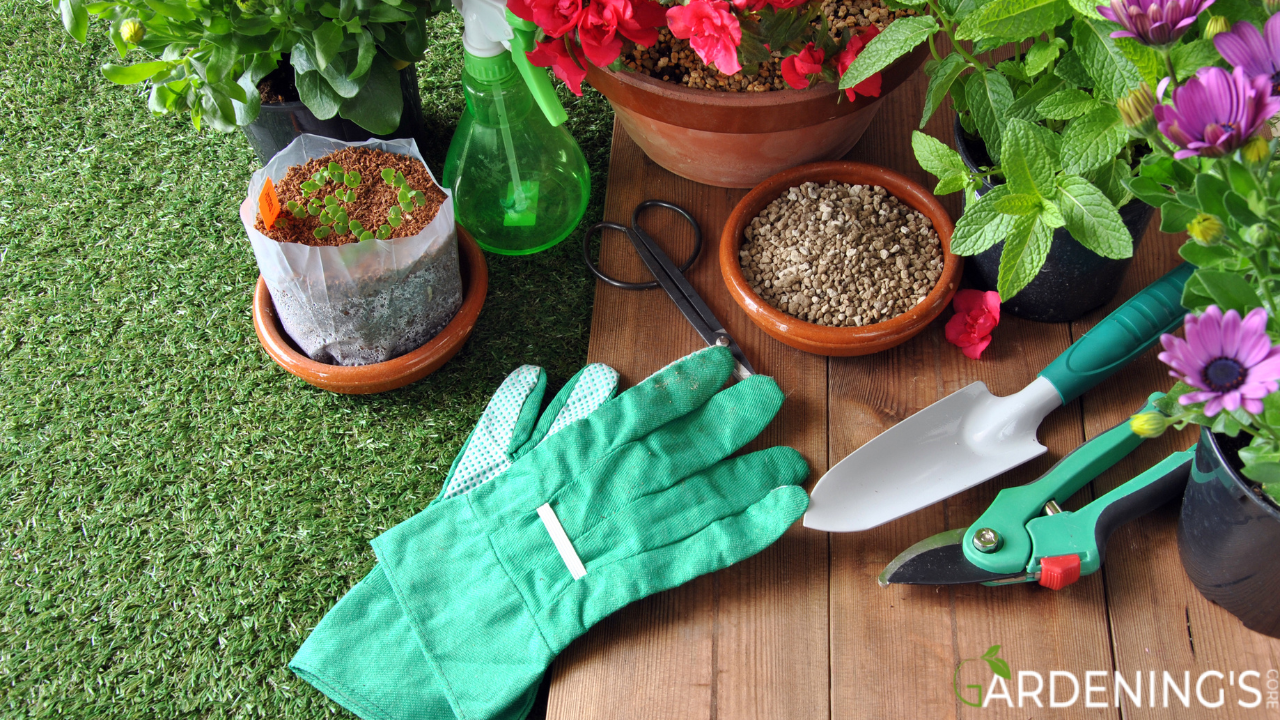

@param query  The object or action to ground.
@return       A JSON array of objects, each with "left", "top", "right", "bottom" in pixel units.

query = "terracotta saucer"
[
  {"left": 720, "top": 162, "right": 962, "bottom": 356},
  {"left": 253, "top": 227, "right": 488, "bottom": 394}
]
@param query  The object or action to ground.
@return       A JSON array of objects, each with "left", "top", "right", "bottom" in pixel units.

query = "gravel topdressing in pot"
[{"left": 739, "top": 181, "right": 943, "bottom": 327}]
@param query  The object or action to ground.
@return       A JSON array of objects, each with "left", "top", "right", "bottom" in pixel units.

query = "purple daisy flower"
[
  {"left": 1214, "top": 12, "right": 1280, "bottom": 95},
  {"left": 1097, "top": 0, "right": 1214, "bottom": 46},
  {"left": 1158, "top": 306, "right": 1280, "bottom": 416},
  {"left": 1153, "top": 66, "right": 1280, "bottom": 158}
]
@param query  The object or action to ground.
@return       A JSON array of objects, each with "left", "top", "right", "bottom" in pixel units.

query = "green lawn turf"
[{"left": 0, "top": 4, "right": 613, "bottom": 716}]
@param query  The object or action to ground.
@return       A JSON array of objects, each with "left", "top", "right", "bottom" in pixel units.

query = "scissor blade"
[{"left": 878, "top": 528, "right": 1024, "bottom": 587}]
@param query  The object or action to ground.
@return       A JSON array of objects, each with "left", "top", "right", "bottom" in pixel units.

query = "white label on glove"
[{"left": 537, "top": 503, "right": 587, "bottom": 580}]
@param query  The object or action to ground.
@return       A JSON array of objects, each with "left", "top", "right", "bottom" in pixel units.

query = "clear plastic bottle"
[{"left": 443, "top": 49, "right": 590, "bottom": 255}]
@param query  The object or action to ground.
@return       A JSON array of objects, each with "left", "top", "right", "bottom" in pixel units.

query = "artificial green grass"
[{"left": 0, "top": 5, "right": 612, "bottom": 717}]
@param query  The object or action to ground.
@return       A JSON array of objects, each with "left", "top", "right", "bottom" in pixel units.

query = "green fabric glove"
[
  {"left": 371, "top": 347, "right": 810, "bottom": 720},
  {"left": 289, "top": 362, "right": 620, "bottom": 720}
]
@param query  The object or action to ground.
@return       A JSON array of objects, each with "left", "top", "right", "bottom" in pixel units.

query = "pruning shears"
[{"left": 879, "top": 393, "right": 1193, "bottom": 589}]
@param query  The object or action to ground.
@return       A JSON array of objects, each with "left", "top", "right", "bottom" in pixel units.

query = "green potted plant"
[
  {"left": 837, "top": 0, "right": 1236, "bottom": 321},
  {"left": 53, "top": 0, "right": 449, "bottom": 162},
  {"left": 1123, "top": 5, "right": 1280, "bottom": 637}
]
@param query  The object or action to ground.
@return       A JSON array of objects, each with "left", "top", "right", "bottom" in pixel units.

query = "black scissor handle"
[{"left": 582, "top": 201, "right": 702, "bottom": 291}]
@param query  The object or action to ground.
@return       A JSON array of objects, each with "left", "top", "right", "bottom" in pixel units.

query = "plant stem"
[{"left": 1159, "top": 46, "right": 1177, "bottom": 83}]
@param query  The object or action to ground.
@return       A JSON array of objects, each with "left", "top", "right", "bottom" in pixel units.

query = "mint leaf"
[
  {"left": 953, "top": 186, "right": 1021, "bottom": 255},
  {"left": 1007, "top": 74, "right": 1065, "bottom": 122},
  {"left": 966, "top": 70, "right": 1014, "bottom": 162},
  {"left": 1036, "top": 87, "right": 1101, "bottom": 120},
  {"left": 1073, "top": 17, "right": 1143, "bottom": 100},
  {"left": 1040, "top": 198, "right": 1066, "bottom": 227},
  {"left": 993, "top": 192, "right": 1043, "bottom": 214},
  {"left": 840, "top": 16, "right": 938, "bottom": 89},
  {"left": 921, "top": 53, "right": 968, "bottom": 129},
  {"left": 1024, "top": 37, "right": 1067, "bottom": 76},
  {"left": 935, "top": 172, "right": 969, "bottom": 195},
  {"left": 1084, "top": 159, "right": 1133, "bottom": 207},
  {"left": 1061, "top": 105, "right": 1126, "bottom": 175},
  {"left": 1116, "top": 37, "right": 1164, "bottom": 87},
  {"left": 956, "top": 0, "right": 1071, "bottom": 41},
  {"left": 1172, "top": 39, "right": 1222, "bottom": 81},
  {"left": 313, "top": 21, "right": 345, "bottom": 71},
  {"left": 1002, "top": 118, "right": 1056, "bottom": 197},
  {"left": 1054, "top": 48, "right": 1095, "bottom": 88},
  {"left": 912, "top": 131, "right": 967, "bottom": 179},
  {"left": 1055, "top": 175, "right": 1132, "bottom": 259},
  {"left": 998, "top": 215, "right": 1052, "bottom": 299},
  {"left": 1064, "top": 0, "right": 1104, "bottom": 18}
]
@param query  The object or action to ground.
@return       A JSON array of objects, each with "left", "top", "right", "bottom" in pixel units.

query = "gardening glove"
[
  {"left": 288, "top": 362, "right": 620, "bottom": 720},
  {"left": 371, "top": 346, "right": 811, "bottom": 720}
]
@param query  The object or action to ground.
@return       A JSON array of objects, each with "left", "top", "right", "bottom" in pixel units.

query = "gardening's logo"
[{"left": 954, "top": 645, "right": 1012, "bottom": 707}]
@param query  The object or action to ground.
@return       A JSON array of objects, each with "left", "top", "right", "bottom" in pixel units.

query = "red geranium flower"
[
  {"left": 527, "top": 37, "right": 589, "bottom": 95},
  {"left": 667, "top": 0, "right": 743, "bottom": 76},
  {"left": 944, "top": 289, "right": 1001, "bottom": 360},
  {"left": 508, "top": 0, "right": 586, "bottom": 38},
  {"left": 781, "top": 43, "right": 824, "bottom": 89},
  {"left": 578, "top": 0, "right": 666, "bottom": 67},
  {"left": 767, "top": 0, "right": 810, "bottom": 9},
  {"left": 835, "top": 25, "right": 883, "bottom": 101}
]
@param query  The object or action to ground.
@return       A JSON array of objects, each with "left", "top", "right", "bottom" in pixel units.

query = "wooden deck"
[{"left": 547, "top": 63, "right": 1280, "bottom": 719}]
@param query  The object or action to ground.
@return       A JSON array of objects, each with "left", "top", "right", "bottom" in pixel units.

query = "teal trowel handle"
[
  {"left": 506, "top": 10, "right": 568, "bottom": 127},
  {"left": 1039, "top": 263, "right": 1193, "bottom": 405}
]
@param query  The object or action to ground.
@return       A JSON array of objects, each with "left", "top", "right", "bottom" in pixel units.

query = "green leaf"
[
  {"left": 996, "top": 59, "right": 1030, "bottom": 84},
  {"left": 998, "top": 215, "right": 1053, "bottom": 299},
  {"left": 231, "top": 69, "right": 261, "bottom": 125},
  {"left": 839, "top": 15, "right": 938, "bottom": 89},
  {"left": 338, "top": 55, "right": 401, "bottom": 134},
  {"left": 1194, "top": 173, "right": 1230, "bottom": 222},
  {"left": 1179, "top": 242, "right": 1237, "bottom": 269},
  {"left": 1225, "top": 159, "right": 1263, "bottom": 198},
  {"left": 198, "top": 85, "right": 237, "bottom": 133},
  {"left": 953, "top": 186, "right": 1022, "bottom": 254},
  {"left": 297, "top": 70, "right": 342, "bottom": 119},
  {"left": 920, "top": 54, "right": 968, "bottom": 129},
  {"left": 1054, "top": 48, "right": 1094, "bottom": 88},
  {"left": 912, "top": 131, "right": 967, "bottom": 180},
  {"left": 101, "top": 61, "right": 171, "bottom": 85},
  {"left": 368, "top": 3, "right": 415, "bottom": 21},
  {"left": 345, "top": 170, "right": 361, "bottom": 188},
  {"left": 1007, "top": 73, "right": 1065, "bottom": 122},
  {"left": 1242, "top": 462, "right": 1280, "bottom": 488},
  {"left": 1061, "top": 105, "right": 1126, "bottom": 175},
  {"left": 1037, "top": 87, "right": 1102, "bottom": 120},
  {"left": 1115, "top": 37, "right": 1164, "bottom": 87},
  {"left": 966, "top": 70, "right": 1015, "bottom": 162},
  {"left": 1160, "top": 200, "right": 1198, "bottom": 234},
  {"left": 993, "top": 193, "right": 1043, "bottom": 215},
  {"left": 983, "top": 645, "right": 1002, "bottom": 659},
  {"left": 1024, "top": 37, "right": 1067, "bottom": 76},
  {"left": 352, "top": 30, "right": 375, "bottom": 80},
  {"left": 381, "top": 168, "right": 396, "bottom": 184},
  {"left": 1083, "top": 159, "right": 1133, "bottom": 207},
  {"left": 313, "top": 22, "right": 344, "bottom": 71},
  {"left": 377, "top": 224, "right": 392, "bottom": 239},
  {"left": 1056, "top": 175, "right": 1132, "bottom": 259},
  {"left": 1172, "top": 39, "right": 1221, "bottom": 81},
  {"left": 956, "top": 0, "right": 1071, "bottom": 41},
  {"left": 1123, "top": 175, "right": 1174, "bottom": 207},
  {"left": 1225, "top": 190, "right": 1263, "bottom": 226},
  {"left": 935, "top": 172, "right": 970, "bottom": 195},
  {"left": 985, "top": 657, "right": 1013, "bottom": 680},
  {"left": 58, "top": 0, "right": 88, "bottom": 42},
  {"left": 1001, "top": 118, "right": 1055, "bottom": 197},
  {"left": 1196, "top": 270, "right": 1262, "bottom": 314},
  {"left": 314, "top": 226, "right": 332, "bottom": 239},
  {"left": 1064, "top": 0, "right": 1104, "bottom": 18},
  {"left": 144, "top": 0, "right": 194, "bottom": 21},
  {"left": 1073, "top": 17, "right": 1143, "bottom": 100},
  {"left": 1040, "top": 198, "right": 1066, "bottom": 227}
]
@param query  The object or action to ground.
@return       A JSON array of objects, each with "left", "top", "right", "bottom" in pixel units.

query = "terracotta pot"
[
  {"left": 585, "top": 44, "right": 929, "bottom": 188},
  {"left": 253, "top": 226, "right": 488, "bottom": 394},
  {"left": 721, "top": 161, "right": 962, "bottom": 356}
]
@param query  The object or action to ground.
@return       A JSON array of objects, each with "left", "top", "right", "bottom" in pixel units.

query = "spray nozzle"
[{"left": 451, "top": 0, "right": 568, "bottom": 127}]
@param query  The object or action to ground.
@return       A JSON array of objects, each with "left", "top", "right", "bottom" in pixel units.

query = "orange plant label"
[{"left": 259, "top": 177, "right": 280, "bottom": 228}]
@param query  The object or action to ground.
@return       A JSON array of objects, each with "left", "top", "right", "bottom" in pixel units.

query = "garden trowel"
[{"left": 803, "top": 263, "right": 1193, "bottom": 533}]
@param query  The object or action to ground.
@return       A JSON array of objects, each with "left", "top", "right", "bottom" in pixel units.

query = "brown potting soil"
[
  {"left": 254, "top": 147, "right": 447, "bottom": 247},
  {"left": 624, "top": 0, "right": 913, "bottom": 92},
  {"left": 257, "top": 62, "right": 301, "bottom": 104}
]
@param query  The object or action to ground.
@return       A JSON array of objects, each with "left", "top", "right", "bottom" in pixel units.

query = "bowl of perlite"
[{"left": 720, "top": 161, "right": 962, "bottom": 356}]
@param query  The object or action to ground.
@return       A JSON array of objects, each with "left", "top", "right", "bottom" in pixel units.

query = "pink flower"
[
  {"left": 781, "top": 43, "right": 824, "bottom": 89},
  {"left": 1158, "top": 306, "right": 1280, "bottom": 416},
  {"left": 730, "top": 0, "right": 770, "bottom": 10},
  {"left": 835, "top": 25, "right": 883, "bottom": 101},
  {"left": 767, "top": 0, "right": 810, "bottom": 8},
  {"left": 944, "top": 290, "right": 1000, "bottom": 360},
  {"left": 527, "top": 37, "right": 589, "bottom": 95},
  {"left": 508, "top": 0, "right": 586, "bottom": 38},
  {"left": 577, "top": 0, "right": 667, "bottom": 67},
  {"left": 667, "top": 0, "right": 743, "bottom": 76}
]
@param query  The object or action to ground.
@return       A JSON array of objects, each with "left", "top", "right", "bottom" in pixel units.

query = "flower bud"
[
  {"left": 1267, "top": 0, "right": 1280, "bottom": 14},
  {"left": 120, "top": 18, "right": 145, "bottom": 44},
  {"left": 1187, "top": 213, "right": 1225, "bottom": 244},
  {"left": 1118, "top": 83, "right": 1157, "bottom": 137},
  {"left": 1129, "top": 413, "right": 1170, "bottom": 439},
  {"left": 1246, "top": 224, "right": 1271, "bottom": 247},
  {"left": 1242, "top": 134, "right": 1271, "bottom": 164},
  {"left": 1204, "top": 15, "right": 1230, "bottom": 38}
]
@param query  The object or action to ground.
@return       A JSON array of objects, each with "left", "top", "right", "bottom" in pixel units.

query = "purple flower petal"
[
  {"left": 1222, "top": 390, "right": 1243, "bottom": 412},
  {"left": 1181, "top": 390, "right": 1221, "bottom": 405},
  {"left": 1220, "top": 308, "right": 1242, "bottom": 357},
  {"left": 1244, "top": 397, "right": 1264, "bottom": 414},
  {"left": 1204, "top": 395, "right": 1225, "bottom": 416},
  {"left": 1246, "top": 353, "right": 1280, "bottom": 384}
]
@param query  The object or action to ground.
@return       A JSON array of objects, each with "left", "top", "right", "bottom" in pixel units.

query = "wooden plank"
[{"left": 547, "top": 121, "right": 831, "bottom": 720}]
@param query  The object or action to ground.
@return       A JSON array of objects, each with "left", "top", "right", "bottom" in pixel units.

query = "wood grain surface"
[{"left": 547, "top": 57, "right": 1280, "bottom": 719}]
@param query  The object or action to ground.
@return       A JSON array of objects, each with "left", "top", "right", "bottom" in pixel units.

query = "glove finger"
[
  {"left": 289, "top": 565, "right": 460, "bottom": 720},
  {"left": 513, "top": 363, "right": 619, "bottom": 460},
  {"left": 437, "top": 365, "right": 546, "bottom": 502},
  {"left": 545, "top": 484, "right": 810, "bottom": 647},
  {"left": 574, "top": 446, "right": 809, "bottom": 566}
]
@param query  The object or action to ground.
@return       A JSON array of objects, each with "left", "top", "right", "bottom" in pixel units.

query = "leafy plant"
[
  {"left": 282, "top": 163, "right": 429, "bottom": 240},
  {"left": 838, "top": 0, "right": 1243, "bottom": 299},
  {"left": 53, "top": 0, "right": 450, "bottom": 134}
]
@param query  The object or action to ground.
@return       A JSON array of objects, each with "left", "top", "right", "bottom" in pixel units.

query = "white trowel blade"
[{"left": 804, "top": 378, "right": 1063, "bottom": 532}]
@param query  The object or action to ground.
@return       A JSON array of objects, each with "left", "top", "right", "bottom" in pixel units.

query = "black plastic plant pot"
[
  {"left": 241, "top": 64, "right": 430, "bottom": 166},
  {"left": 1178, "top": 426, "right": 1280, "bottom": 638},
  {"left": 952, "top": 117, "right": 1154, "bottom": 323}
]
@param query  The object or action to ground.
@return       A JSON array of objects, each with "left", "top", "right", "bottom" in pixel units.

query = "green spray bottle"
[{"left": 444, "top": 0, "right": 590, "bottom": 255}]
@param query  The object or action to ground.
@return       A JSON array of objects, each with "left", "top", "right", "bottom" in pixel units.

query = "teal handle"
[
  {"left": 1038, "top": 263, "right": 1192, "bottom": 404},
  {"left": 1025, "top": 446, "right": 1194, "bottom": 577},
  {"left": 963, "top": 393, "right": 1163, "bottom": 575}
]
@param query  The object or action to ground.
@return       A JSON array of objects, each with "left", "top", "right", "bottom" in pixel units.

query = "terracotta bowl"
[
  {"left": 253, "top": 227, "right": 488, "bottom": 393},
  {"left": 720, "top": 162, "right": 962, "bottom": 356}
]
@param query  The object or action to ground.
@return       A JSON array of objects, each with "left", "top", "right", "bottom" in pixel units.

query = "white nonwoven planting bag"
[{"left": 240, "top": 135, "right": 462, "bottom": 366}]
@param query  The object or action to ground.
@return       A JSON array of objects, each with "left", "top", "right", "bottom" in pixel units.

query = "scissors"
[{"left": 583, "top": 200, "right": 755, "bottom": 381}]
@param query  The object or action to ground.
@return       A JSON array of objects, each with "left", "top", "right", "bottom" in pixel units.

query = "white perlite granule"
[{"left": 740, "top": 181, "right": 944, "bottom": 327}]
